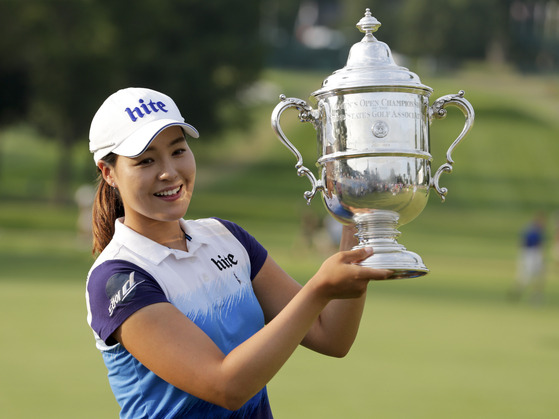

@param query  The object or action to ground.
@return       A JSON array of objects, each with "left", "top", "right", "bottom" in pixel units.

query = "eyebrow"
[{"left": 145, "top": 136, "right": 186, "bottom": 153}]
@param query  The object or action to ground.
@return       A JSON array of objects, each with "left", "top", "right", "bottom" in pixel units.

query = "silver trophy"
[{"left": 271, "top": 9, "right": 474, "bottom": 279}]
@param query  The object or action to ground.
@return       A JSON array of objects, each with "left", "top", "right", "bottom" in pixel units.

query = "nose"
[{"left": 157, "top": 157, "right": 178, "bottom": 181}]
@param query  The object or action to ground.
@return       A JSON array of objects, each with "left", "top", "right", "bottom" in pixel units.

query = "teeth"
[{"left": 155, "top": 186, "right": 180, "bottom": 196}]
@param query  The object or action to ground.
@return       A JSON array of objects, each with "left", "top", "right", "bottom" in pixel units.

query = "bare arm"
[
  {"left": 114, "top": 243, "right": 389, "bottom": 410},
  {"left": 337, "top": 224, "right": 358, "bottom": 251},
  {"left": 254, "top": 225, "right": 376, "bottom": 357},
  {"left": 308, "top": 224, "right": 369, "bottom": 355}
]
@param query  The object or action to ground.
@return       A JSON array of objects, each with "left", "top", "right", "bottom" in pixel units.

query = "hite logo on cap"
[{"left": 125, "top": 99, "right": 169, "bottom": 122}]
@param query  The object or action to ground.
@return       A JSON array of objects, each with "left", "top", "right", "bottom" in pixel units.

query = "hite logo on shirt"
[
  {"left": 106, "top": 271, "right": 144, "bottom": 317},
  {"left": 211, "top": 253, "right": 238, "bottom": 271}
]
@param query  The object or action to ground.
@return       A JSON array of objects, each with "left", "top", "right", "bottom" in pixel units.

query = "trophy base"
[
  {"left": 352, "top": 211, "right": 429, "bottom": 280},
  {"left": 356, "top": 248, "right": 429, "bottom": 280}
]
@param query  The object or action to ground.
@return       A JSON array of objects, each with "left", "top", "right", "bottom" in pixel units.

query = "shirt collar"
[{"left": 113, "top": 218, "right": 209, "bottom": 265}]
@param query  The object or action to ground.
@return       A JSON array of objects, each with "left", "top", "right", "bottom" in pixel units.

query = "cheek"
[
  {"left": 183, "top": 155, "right": 197, "bottom": 181},
  {"left": 115, "top": 171, "right": 149, "bottom": 204},
  {"left": 187, "top": 152, "right": 196, "bottom": 171},
  {"left": 118, "top": 184, "right": 141, "bottom": 210}
]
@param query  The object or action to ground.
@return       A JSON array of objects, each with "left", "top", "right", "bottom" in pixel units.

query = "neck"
[{"left": 123, "top": 217, "right": 188, "bottom": 251}]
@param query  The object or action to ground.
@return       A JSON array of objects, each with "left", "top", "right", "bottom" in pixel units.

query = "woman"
[{"left": 85, "top": 87, "right": 391, "bottom": 418}]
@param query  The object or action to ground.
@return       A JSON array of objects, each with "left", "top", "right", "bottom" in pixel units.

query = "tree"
[
  {"left": 0, "top": 0, "right": 264, "bottom": 202},
  {"left": 333, "top": 0, "right": 559, "bottom": 71},
  {"left": 396, "top": 0, "right": 506, "bottom": 62}
]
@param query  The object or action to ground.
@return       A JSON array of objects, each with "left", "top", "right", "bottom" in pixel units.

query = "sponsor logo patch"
[{"left": 106, "top": 271, "right": 144, "bottom": 317}]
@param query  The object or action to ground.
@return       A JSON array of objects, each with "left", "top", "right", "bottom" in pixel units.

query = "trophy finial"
[{"left": 356, "top": 8, "right": 381, "bottom": 35}]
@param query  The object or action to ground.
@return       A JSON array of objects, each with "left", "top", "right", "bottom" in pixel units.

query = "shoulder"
[
  {"left": 86, "top": 259, "right": 164, "bottom": 312},
  {"left": 185, "top": 217, "right": 257, "bottom": 247},
  {"left": 88, "top": 259, "right": 154, "bottom": 286},
  {"left": 86, "top": 259, "right": 168, "bottom": 349},
  {"left": 212, "top": 217, "right": 255, "bottom": 244}
]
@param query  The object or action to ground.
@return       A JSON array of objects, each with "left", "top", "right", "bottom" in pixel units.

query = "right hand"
[{"left": 309, "top": 247, "right": 392, "bottom": 301}]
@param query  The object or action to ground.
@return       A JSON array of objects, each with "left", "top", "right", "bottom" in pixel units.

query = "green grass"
[
  {"left": 1, "top": 65, "right": 559, "bottom": 418},
  {"left": 270, "top": 296, "right": 559, "bottom": 419}
]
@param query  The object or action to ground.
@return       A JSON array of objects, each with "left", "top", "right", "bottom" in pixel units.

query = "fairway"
[
  {"left": 1, "top": 66, "right": 559, "bottom": 418},
  {"left": 270, "top": 294, "right": 559, "bottom": 419}
]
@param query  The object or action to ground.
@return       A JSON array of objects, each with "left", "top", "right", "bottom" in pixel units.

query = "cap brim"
[{"left": 111, "top": 119, "right": 200, "bottom": 158}]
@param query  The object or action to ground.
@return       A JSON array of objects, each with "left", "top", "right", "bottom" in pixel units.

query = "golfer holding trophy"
[{"left": 272, "top": 9, "right": 474, "bottom": 279}]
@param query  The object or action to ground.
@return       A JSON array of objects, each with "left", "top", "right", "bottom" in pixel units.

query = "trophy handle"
[
  {"left": 271, "top": 95, "right": 323, "bottom": 204},
  {"left": 429, "top": 90, "right": 475, "bottom": 202}
]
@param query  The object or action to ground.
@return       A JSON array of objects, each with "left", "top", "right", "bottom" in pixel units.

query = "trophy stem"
[{"left": 352, "top": 211, "right": 428, "bottom": 279}]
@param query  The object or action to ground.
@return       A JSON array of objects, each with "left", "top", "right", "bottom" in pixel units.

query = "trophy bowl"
[{"left": 271, "top": 9, "right": 474, "bottom": 279}]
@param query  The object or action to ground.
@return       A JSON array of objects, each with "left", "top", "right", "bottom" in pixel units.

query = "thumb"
[
  {"left": 341, "top": 247, "right": 394, "bottom": 280},
  {"left": 342, "top": 246, "right": 374, "bottom": 264}
]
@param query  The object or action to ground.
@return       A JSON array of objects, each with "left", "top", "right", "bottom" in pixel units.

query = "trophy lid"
[{"left": 312, "top": 9, "right": 431, "bottom": 97}]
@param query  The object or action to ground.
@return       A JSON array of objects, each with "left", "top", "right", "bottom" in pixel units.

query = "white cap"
[{"left": 89, "top": 87, "right": 199, "bottom": 164}]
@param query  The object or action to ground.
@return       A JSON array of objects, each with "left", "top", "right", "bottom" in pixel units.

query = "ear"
[{"left": 98, "top": 161, "right": 116, "bottom": 188}]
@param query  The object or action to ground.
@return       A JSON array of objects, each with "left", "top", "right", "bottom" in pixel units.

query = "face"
[{"left": 99, "top": 126, "right": 196, "bottom": 234}]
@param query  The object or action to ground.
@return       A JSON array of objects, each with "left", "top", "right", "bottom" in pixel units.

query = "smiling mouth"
[{"left": 154, "top": 185, "right": 182, "bottom": 197}]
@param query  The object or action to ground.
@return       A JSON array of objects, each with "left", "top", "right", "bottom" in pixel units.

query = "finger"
[
  {"left": 339, "top": 248, "right": 393, "bottom": 280},
  {"left": 348, "top": 263, "right": 393, "bottom": 280},
  {"left": 341, "top": 247, "right": 373, "bottom": 263},
  {"left": 364, "top": 268, "right": 394, "bottom": 280}
]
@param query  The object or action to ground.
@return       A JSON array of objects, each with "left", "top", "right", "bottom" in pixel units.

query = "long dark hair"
[{"left": 92, "top": 153, "right": 124, "bottom": 255}]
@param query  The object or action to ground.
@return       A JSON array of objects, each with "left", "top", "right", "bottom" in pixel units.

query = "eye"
[
  {"left": 173, "top": 148, "right": 187, "bottom": 156},
  {"left": 136, "top": 157, "right": 154, "bottom": 166}
]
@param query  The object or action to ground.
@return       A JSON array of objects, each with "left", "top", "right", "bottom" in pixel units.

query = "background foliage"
[{"left": 0, "top": 0, "right": 264, "bottom": 201}]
